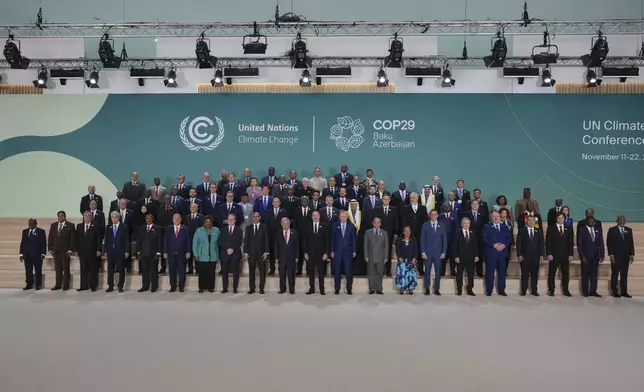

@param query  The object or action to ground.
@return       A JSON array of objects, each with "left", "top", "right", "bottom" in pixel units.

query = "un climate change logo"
[
  {"left": 330, "top": 116, "right": 365, "bottom": 152},
  {"left": 179, "top": 116, "right": 225, "bottom": 151}
]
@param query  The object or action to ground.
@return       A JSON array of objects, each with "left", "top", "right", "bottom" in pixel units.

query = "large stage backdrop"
[{"left": 0, "top": 94, "right": 643, "bottom": 220}]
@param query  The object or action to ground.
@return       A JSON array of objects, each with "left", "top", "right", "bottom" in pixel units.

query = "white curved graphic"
[
  {"left": 0, "top": 152, "right": 118, "bottom": 218},
  {"left": 0, "top": 95, "right": 109, "bottom": 143},
  {"left": 180, "top": 116, "right": 225, "bottom": 151},
  {"left": 329, "top": 116, "right": 365, "bottom": 152}
]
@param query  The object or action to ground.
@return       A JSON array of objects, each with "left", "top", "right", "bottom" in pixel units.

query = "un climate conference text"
[
  {"left": 581, "top": 120, "right": 644, "bottom": 146},
  {"left": 237, "top": 123, "right": 300, "bottom": 145}
]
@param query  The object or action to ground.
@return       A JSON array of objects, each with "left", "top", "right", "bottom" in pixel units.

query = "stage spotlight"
[
  {"left": 242, "top": 21, "right": 268, "bottom": 54},
  {"left": 540, "top": 66, "right": 556, "bottom": 87},
  {"left": 32, "top": 67, "right": 48, "bottom": 88},
  {"left": 484, "top": 33, "right": 507, "bottom": 68},
  {"left": 196, "top": 35, "right": 217, "bottom": 69},
  {"left": 586, "top": 69, "right": 602, "bottom": 87},
  {"left": 290, "top": 33, "right": 311, "bottom": 69},
  {"left": 211, "top": 69, "right": 224, "bottom": 87},
  {"left": 85, "top": 69, "right": 100, "bottom": 88},
  {"left": 385, "top": 34, "right": 404, "bottom": 68},
  {"left": 98, "top": 34, "right": 121, "bottom": 69},
  {"left": 441, "top": 66, "right": 456, "bottom": 88},
  {"left": 164, "top": 67, "right": 178, "bottom": 88},
  {"left": 376, "top": 68, "right": 388, "bottom": 87},
  {"left": 3, "top": 39, "right": 30, "bottom": 69},
  {"left": 299, "top": 69, "right": 311, "bottom": 87},
  {"left": 581, "top": 33, "right": 609, "bottom": 68}
]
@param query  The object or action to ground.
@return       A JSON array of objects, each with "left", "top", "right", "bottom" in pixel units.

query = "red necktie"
[
  {"left": 155, "top": 187, "right": 159, "bottom": 197},
  {"left": 559, "top": 226, "right": 563, "bottom": 237},
  {"left": 283, "top": 231, "right": 288, "bottom": 243},
  {"left": 175, "top": 227, "right": 179, "bottom": 238}
]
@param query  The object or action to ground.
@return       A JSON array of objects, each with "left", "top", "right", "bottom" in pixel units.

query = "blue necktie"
[
  {"left": 341, "top": 224, "right": 346, "bottom": 237},
  {"left": 112, "top": 226, "right": 117, "bottom": 247}
]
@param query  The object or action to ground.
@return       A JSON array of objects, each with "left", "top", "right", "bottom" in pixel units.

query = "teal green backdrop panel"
[{"left": 1, "top": 94, "right": 644, "bottom": 221}]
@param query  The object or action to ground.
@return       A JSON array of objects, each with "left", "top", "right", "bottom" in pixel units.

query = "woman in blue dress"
[
  {"left": 561, "top": 206, "right": 574, "bottom": 229},
  {"left": 396, "top": 225, "right": 418, "bottom": 295}
]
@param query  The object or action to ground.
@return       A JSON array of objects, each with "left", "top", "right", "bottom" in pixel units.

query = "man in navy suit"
[
  {"left": 75, "top": 211, "right": 102, "bottom": 291},
  {"left": 334, "top": 164, "right": 353, "bottom": 188},
  {"left": 607, "top": 215, "right": 636, "bottom": 298},
  {"left": 174, "top": 173, "right": 191, "bottom": 199},
  {"left": 482, "top": 212, "right": 512, "bottom": 296},
  {"left": 577, "top": 216, "right": 605, "bottom": 297},
  {"left": 452, "top": 179, "right": 471, "bottom": 204},
  {"left": 169, "top": 186, "right": 185, "bottom": 209},
  {"left": 420, "top": 209, "right": 448, "bottom": 295},
  {"left": 105, "top": 211, "right": 130, "bottom": 292},
  {"left": 19, "top": 218, "right": 46, "bottom": 290},
  {"left": 223, "top": 172, "right": 242, "bottom": 202},
  {"left": 362, "top": 185, "right": 382, "bottom": 224},
  {"left": 516, "top": 216, "right": 545, "bottom": 296},
  {"left": 442, "top": 191, "right": 461, "bottom": 222},
  {"left": 438, "top": 203, "right": 458, "bottom": 277},
  {"left": 195, "top": 172, "right": 212, "bottom": 201},
  {"left": 261, "top": 167, "right": 278, "bottom": 189},
  {"left": 202, "top": 183, "right": 223, "bottom": 219},
  {"left": 274, "top": 217, "right": 300, "bottom": 294},
  {"left": 181, "top": 188, "right": 202, "bottom": 216},
  {"left": 253, "top": 186, "right": 273, "bottom": 221},
  {"left": 330, "top": 210, "right": 356, "bottom": 295},
  {"left": 219, "top": 214, "right": 244, "bottom": 293},
  {"left": 216, "top": 191, "right": 244, "bottom": 228},
  {"left": 164, "top": 213, "right": 191, "bottom": 292}
]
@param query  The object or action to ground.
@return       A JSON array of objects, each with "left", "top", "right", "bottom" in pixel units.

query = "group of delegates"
[{"left": 17, "top": 166, "right": 636, "bottom": 297}]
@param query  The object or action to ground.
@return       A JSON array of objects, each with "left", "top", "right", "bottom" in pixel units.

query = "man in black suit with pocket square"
[
  {"left": 516, "top": 215, "right": 546, "bottom": 296},
  {"left": 19, "top": 219, "right": 46, "bottom": 290},
  {"left": 607, "top": 215, "right": 635, "bottom": 298},
  {"left": 453, "top": 217, "right": 479, "bottom": 296},
  {"left": 74, "top": 212, "right": 102, "bottom": 291},
  {"left": 105, "top": 211, "right": 130, "bottom": 292},
  {"left": 244, "top": 212, "right": 270, "bottom": 294},
  {"left": 546, "top": 212, "right": 574, "bottom": 296},
  {"left": 137, "top": 213, "right": 163, "bottom": 292},
  {"left": 274, "top": 217, "right": 300, "bottom": 294},
  {"left": 303, "top": 211, "right": 330, "bottom": 295},
  {"left": 219, "top": 214, "right": 244, "bottom": 293}
]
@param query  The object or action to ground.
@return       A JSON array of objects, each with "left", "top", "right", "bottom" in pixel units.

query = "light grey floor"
[{"left": 1, "top": 289, "right": 643, "bottom": 392}]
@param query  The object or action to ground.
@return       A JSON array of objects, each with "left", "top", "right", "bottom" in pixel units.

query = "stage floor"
[{"left": 1, "top": 289, "right": 643, "bottom": 392}]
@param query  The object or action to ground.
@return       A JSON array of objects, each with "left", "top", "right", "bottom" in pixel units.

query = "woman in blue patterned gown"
[
  {"left": 562, "top": 206, "right": 574, "bottom": 229},
  {"left": 396, "top": 226, "right": 418, "bottom": 294}
]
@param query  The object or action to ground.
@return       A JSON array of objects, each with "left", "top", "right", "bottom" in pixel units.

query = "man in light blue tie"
[
  {"left": 420, "top": 209, "right": 447, "bottom": 295},
  {"left": 330, "top": 211, "right": 356, "bottom": 295}
]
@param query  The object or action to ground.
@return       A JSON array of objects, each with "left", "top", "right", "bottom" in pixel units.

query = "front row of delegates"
[{"left": 19, "top": 209, "right": 635, "bottom": 296}]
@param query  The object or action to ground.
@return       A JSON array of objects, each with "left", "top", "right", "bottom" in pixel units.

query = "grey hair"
[
  {"left": 460, "top": 217, "right": 470, "bottom": 224},
  {"left": 301, "top": 196, "right": 309, "bottom": 202},
  {"left": 172, "top": 213, "right": 182, "bottom": 219},
  {"left": 280, "top": 217, "right": 290, "bottom": 224},
  {"left": 110, "top": 211, "right": 120, "bottom": 219}
]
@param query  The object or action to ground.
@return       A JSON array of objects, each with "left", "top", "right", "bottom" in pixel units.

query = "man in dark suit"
[
  {"left": 516, "top": 215, "right": 546, "bottom": 296},
  {"left": 19, "top": 218, "right": 46, "bottom": 290},
  {"left": 265, "top": 198, "right": 289, "bottom": 276},
  {"left": 362, "top": 185, "right": 382, "bottom": 225},
  {"left": 122, "top": 171, "right": 146, "bottom": 202},
  {"left": 303, "top": 211, "right": 330, "bottom": 295},
  {"left": 261, "top": 167, "right": 278, "bottom": 189},
  {"left": 168, "top": 186, "right": 184, "bottom": 209},
  {"left": 116, "top": 199, "right": 134, "bottom": 274},
  {"left": 218, "top": 214, "right": 244, "bottom": 293},
  {"left": 215, "top": 191, "right": 243, "bottom": 228},
  {"left": 136, "top": 189, "right": 158, "bottom": 220},
  {"left": 105, "top": 211, "right": 130, "bottom": 292},
  {"left": 79, "top": 185, "right": 104, "bottom": 215},
  {"left": 402, "top": 193, "right": 428, "bottom": 274},
  {"left": 464, "top": 200, "right": 487, "bottom": 277},
  {"left": 322, "top": 177, "right": 340, "bottom": 200},
  {"left": 333, "top": 188, "right": 350, "bottom": 211},
  {"left": 48, "top": 211, "right": 75, "bottom": 291},
  {"left": 239, "top": 168, "right": 253, "bottom": 194},
  {"left": 482, "top": 212, "right": 512, "bottom": 296},
  {"left": 577, "top": 208, "right": 603, "bottom": 234},
  {"left": 376, "top": 194, "right": 398, "bottom": 276},
  {"left": 280, "top": 187, "right": 300, "bottom": 218},
  {"left": 420, "top": 209, "right": 448, "bottom": 295},
  {"left": 297, "top": 178, "right": 316, "bottom": 200},
  {"left": 438, "top": 203, "right": 458, "bottom": 277},
  {"left": 271, "top": 175, "right": 289, "bottom": 199},
  {"left": 216, "top": 170, "right": 229, "bottom": 197},
  {"left": 453, "top": 179, "right": 471, "bottom": 204},
  {"left": 181, "top": 188, "right": 202, "bottom": 216},
  {"left": 163, "top": 213, "right": 191, "bottom": 292},
  {"left": 517, "top": 200, "right": 543, "bottom": 231},
  {"left": 607, "top": 215, "right": 635, "bottom": 298},
  {"left": 287, "top": 170, "right": 301, "bottom": 189},
  {"left": 224, "top": 173, "right": 243, "bottom": 202},
  {"left": 577, "top": 216, "right": 605, "bottom": 297},
  {"left": 156, "top": 195, "right": 176, "bottom": 274},
  {"left": 195, "top": 172, "right": 212, "bottom": 201},
  {"left": 430, "top": 176, "right": 444, "bottom": 210},
  {"left": 453, "top": 217, "right": 479, "bottom": 296},
  {"left": 88, "top": 200, "right": 106, "bottom": 273},
  {"left": 274, "top": 217, "right": 300, "bottom": 294},
  {"left": 376, "top": 181, "right": 389, "bottom": 200},
  {"left": 334, "top": 164, "right": 353, "bottom": 188},
  {"left": 463, "top": 189, "right": 489, "bottom": 217},
  {"left": 174, "top": 173, "right": 191, "bottom": 199},
  {"left": 110, "top": 191, "right": 134, "bottom": 213},
  {"left": 293, "top": 196, "right": 313, "bottom": 275},
  {"left": 546, "top": 212, "right": 574, "bottom": 296},
  {"left": 202, "top": 183, "right": 223, "bottom": 219},
  {"left": 137, "top": 213, "right": 163, "bottom": 292},
  {"left": 183, "top": 203, "right": 204, "bottom": 275},
  {"left": 347, "top": 176, "right": 364, "bottom": 202},
  {"left": 320, "top": 195, "right": 340, "bottom": 226},
  {"left": 253, "top": 186, "right": 273, "bottom": 221},
  {"left": 330, "top": 211, "right": 356, "bottom": 295},
  {"left": 442, "top": 192, "right": 462, "bottom": 223},
  {"left": 74, "top": 212, "right": 101, "bottom": 291},
  {"left": 547, "top": 199, "right": 564, "bottom": 227},
  {"left": 244, "top": 212, "right": 270, "bottom": 294},
  {"left": 391, "top": 182, "right": 410, "bottom": 216}
]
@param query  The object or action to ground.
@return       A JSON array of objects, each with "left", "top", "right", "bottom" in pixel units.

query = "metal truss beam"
[
  {"left": 2, "top": 19, "right": 644, "bottom": 38},
  {"left": 2, "top": 56, "right": 644, "bottom": 70}
]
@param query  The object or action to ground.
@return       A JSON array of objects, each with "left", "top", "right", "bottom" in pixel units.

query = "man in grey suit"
[
  {"left": 364, "top": 217, "right": 389, "bottom": 295},
  {"left": 148, "top": 177, "right": 168, "bottom": 201}
]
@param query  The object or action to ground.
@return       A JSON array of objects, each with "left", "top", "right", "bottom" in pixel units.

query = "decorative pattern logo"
[
  {"left": 179, "top": 116, "right": 225, "bottom": 151},
  {"left": 329, "top": 116, "right": 365, "bottom": 152}
]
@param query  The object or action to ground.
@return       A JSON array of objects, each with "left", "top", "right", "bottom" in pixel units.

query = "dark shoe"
[
  {"left": 169, "top": 288, "right": 176, "bottom": 293},
  {"left": 179, "top": 288, "right": 184, "bottom": 292},
  {"left": 563, "top": 292, "right": 572, "bottom": 297},
  {"left": 76, "top": 288, "right": 87, "bottom": 292},
  {"left": 259, "top": 290, "right": 265, "bottom": 295},
  {"left": 376, "top": 291, "right": 384, "bottom": 295},
  {"left": 151, "top": 289, "right": 157, "bottom": 293},
  {"left": 158, "top": 269, "right": 166, "bottom": 274},
  {"left": 106, "top": 287, "right": 114, "bottom": 293},
  {"left": 408, "top": 291, "right": 414, "bottom": 295},
  {"left": 90, "top": 288, "right": 97, "bottom": 292},
  {"left": 221, "top": 289, "right": 228, "bottom": 294},
  {"left": 346, "top": 290, "right": 352, "bottom": 295},
  {"left": 499, "top": 292, "right": 508, "bottom": 296},
  {"left": 198, "top": 289, "right": 204, "bottom": 293},
  {"left": 118, "top": 288, "right": 124, "bottom": 293},
  {"left": 582, "top": 293, "right": 589, "bottom": 297},
  {"left": 369, "top": 291, "right": 375, "bottom": 295},
  {"left": 334, "top": 290, "right": 340, "bottom": 295},
  {"left": 208, "top": 289, "right": 214, "bottom": 293},
  {"left": 590, "top": 293, "right": 602, "bottom": 297},
  {"left": 320, "top": 291, "right": 326, "bottom": 296},
  {"left": 399, "top": 291, "right": 404, "bottom": 295},
  {"left": 622, "top": 293, "right": 632, "bottom": 298},
  {"left": 520, "top": 293, "right": 526, "bottom": 296},
  {"left": 433, "top": 290, "right": 441, "bottom": 296},
  {"left": 138, "top": 288, "right": 148, "bottom": 293},
  {"left": 306, "top": 290, "right": 315, "bottom": 295},
  {"left": 385, "top": 271, "right": 392, "bottom": 277},
  {"left": 532, "top": 292, "right": 540, "bottom": 297},
  {"left": 278, "top": 290, "right": 286, "bottom": 294},
  {"left": 35, "top": 286, "right": 42, "bottom": 291},
  {"left": 547, "top": 291, "right": 554, "bottom": 297},
  {"left": 612, "top": 293, "right": 621, "bottom": 298},
  {"left": 485, "top": 292, "right": 492, "bottom": 296},
  {"left": 289, "top": 291, "right": 295, "bottom": 295},
  {"left": 268, "top": 271, "right": 276, "bottom": 276},
  {"left": 477, "top": 273, "right": 484, "bottom": 278},
  {"left": 233, "top": 290, "right": 239, "bottom": 294},
  {"left": 456, "top": 291, "right": 462, "bottom": 296},
  {"left": 62, "top": 287, "right": 69, "bottom": 291},
  {"left": 22, "top": 286, "right": 33, "bottom": 290},
  {"left": 247, "top": 290, "right": 255, "bottom": 294},
  {"left": 467, "top": 291, "right": 476, "bottom": 296},
  {"left": 51, "top": 286, "right": 61, "bottom": 291},
  {"left": 424, "top": 289, "right": 430, "bottom": 296}
]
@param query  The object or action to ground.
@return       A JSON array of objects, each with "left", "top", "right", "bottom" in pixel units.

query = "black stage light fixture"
[
  {"left": 532, "top": 31, "right": 559, "bottom": 64},
  {"left": 540, "top": 66, "right": 556, "bottom": 87},
  {"left": 484, "top": 32, "right": 507, "bottom": 68},
  {"left": 50, "top": 68, "right": 84, "bottom": 79},
  {"left": 441, "top": 65, "right": 456, "bottom": 88},
  {"left": 98, "top": 34, "right": 121, "bottom": 68},
  {"left": 376, "top": 68, "right": 389, "bottom": 87},
  {"left": 586, "top": 69, "right": 602, "bottom": 87},
  {"left": 299, "top": 69, "right": 312, "bottom": 87},
  {"left": 601, "top": 67, "right": 639, "bottom": 82},
  {"left": 211, "top": 69, "right": 224, "bottom": 87},
  {"left": 3, "top": 38, "right": 30, "bottom": 69},
  {"left": 196, "top": 35, "right": 217, "bottom": 69},
  {"left": 242, "top": 21, "right": 268, "bottom": 54},
  {"left": 315, "top": 67, "right": 352, "bottom": 77},
  {"left": 32, "top": 67, "right": 48, "bottom": 88},
  {"left": 224, "top": 66, "right": 260, "bottom": 78},
  {"left": 290, "top": 33, "right": 311, "bottom": 69},
  {"left": 164, "top": 67, "right": 178, "bottom": 87},
  {"left": 384, "top": 34, "right": 404, "bottom": 68},
  {"left": 130, "top": 68, "right": 164, "bottom": 87},
  {"left": 581, "top": 32, "right": 609, "bottom": 68},
  {"left": 85, "top": 69, "right": 100, "bottom": 88},
  {"left": 404, "top": 67, "right": 441, "bottom": 77}
]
